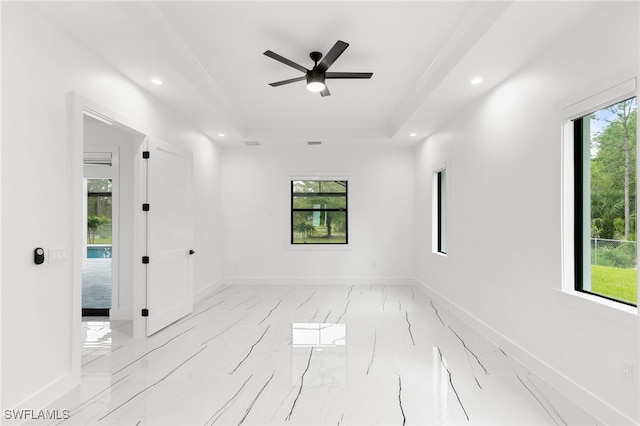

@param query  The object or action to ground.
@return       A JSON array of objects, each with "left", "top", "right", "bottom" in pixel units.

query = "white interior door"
[{"left": 145, "top": 138, "right": 194, "bottom": 336}]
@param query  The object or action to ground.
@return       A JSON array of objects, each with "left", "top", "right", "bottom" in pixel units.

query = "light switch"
[{"left": 48, "top": 247, "right": 68, "bottom": 263}]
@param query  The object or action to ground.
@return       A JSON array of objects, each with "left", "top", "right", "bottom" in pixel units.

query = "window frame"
[
  {"left": 432, "top": 166, "right": 447, "bottom": 256},
  {"left": 561, "top": 77, "right": 638, "bottom": 315},
  {"left": 290, "top": 178, "right": 349, "bottom": 245},
  {"left": 573, "top": 108, "right": 637, "bottom": 307}
]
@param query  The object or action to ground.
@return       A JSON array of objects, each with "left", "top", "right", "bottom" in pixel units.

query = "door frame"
[{"left": 69, "top": 93, "right": 149, "bottom": 381}]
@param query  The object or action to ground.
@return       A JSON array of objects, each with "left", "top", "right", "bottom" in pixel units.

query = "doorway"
[
  {"left": 71, "top": 94, "right": 195, "bottom": 348},
  {"left": 81, "top": 111, "right": 143, "bottom": 321},
  {"left": 82, "top": 170, "right": 114, "bottom": 317}
]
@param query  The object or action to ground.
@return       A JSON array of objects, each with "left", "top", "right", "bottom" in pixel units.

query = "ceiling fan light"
[
  {"left": 306, "top": 71, "right": 326, "bottom": 93},
  {"left": 307, "top": 81, "right": 326, "bottom": 92}
]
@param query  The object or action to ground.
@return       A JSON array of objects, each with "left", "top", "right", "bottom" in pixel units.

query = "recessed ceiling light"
[
  {"left": 410, "top": 133, "right": 417, "bottom": 137},
  {"left": 151, "top": 78, "right": 163, "bottom": 85},
  {"left": 218, "top": 133, "right": 225, "bottom": 137},
  {"left": 470, "top": 77, "right": 483, "bottom": 85}
]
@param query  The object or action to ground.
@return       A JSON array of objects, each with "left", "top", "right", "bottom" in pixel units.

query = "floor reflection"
[
  {"left": 82, "top": 320, "right": 112, "bottom": 350},
  {"left": 292, "top": 323, "right": 346, "bottom": 348}
]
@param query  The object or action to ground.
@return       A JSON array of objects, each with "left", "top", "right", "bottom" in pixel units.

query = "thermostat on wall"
[{"left": 34, "top": 247, "right": 45, "bottom": 265}]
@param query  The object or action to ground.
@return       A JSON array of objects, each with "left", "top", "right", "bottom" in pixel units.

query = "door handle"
[{"left": 189, "top": 250, "right": 195, "bottom": 255}]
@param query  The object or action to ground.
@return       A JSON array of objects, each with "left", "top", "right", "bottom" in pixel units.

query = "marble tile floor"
[{"left": 33, "top": 284, "right": 600, "bottom": 425}]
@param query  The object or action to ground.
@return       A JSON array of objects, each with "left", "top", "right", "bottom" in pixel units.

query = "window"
[
  {"left": 87, "top": 179, "right": 112, "bottom": 246},
  {"left": 291, "top": 180, "right": 348, "bottom": 244},
  {"left": 574, "top": 96, "right": 637, "bottom": 306},
  {"left": 434, "top": 169, "right": 447, "bottom": 254}
]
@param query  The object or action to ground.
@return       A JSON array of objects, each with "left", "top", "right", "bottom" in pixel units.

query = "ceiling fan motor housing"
[{"left": 307, "top": 68, "right": 326, "bottom": 86}]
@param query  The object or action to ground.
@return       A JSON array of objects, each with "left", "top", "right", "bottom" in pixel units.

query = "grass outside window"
[{"left": 591, "top": 265, "right": 637, "bottom": 306}]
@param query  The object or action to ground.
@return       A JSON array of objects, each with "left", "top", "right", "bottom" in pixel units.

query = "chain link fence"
[{"left": 591, "top": 238, "right": 637, "bottom": 269}]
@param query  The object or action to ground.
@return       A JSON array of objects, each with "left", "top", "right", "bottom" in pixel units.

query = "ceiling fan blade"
[
  {"left": 320, "top": 86, "right": 331, "bottom": 97},
  {"left": 317, "top": 40, "right": 349, "bottom": 73},
  {"left": 325, "top": 72, "right": 373, "bottom": 79},
  {"left": 269, "top": 76, "right": 307, "bottom": 87},
  {"left": 264, "top": 50, "right": 309, "bottom": 74}
]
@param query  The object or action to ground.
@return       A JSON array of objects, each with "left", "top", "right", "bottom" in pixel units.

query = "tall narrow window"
[
  {"left": 574, "top": 97, "right": 637, "bottom": 306},
  {"left": 291, "top": 180, "right": 348, "bottom": 244},
  {"left": 87, "top": 179, "right": 113, "bottom": 246},
  {"left": 435, "top": 169, "right": 447, "bottom": 254}
]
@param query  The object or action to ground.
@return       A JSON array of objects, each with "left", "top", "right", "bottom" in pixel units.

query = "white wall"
[
  {"left": 178, "top": 130, "right": 224, "bottom": 300},
  {"left": 413, "top": 3, "right": 639, "bottom": 424},
  {"left": 221, "top": 144, "right": 414, "bottom": 285},
  {"left": 1, "top": 2, "right": 223, "bottom": 410}
]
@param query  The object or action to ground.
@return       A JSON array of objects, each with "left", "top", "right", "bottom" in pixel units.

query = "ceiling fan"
[{"left": 264, "top": 40, "right": 373, "bottom": 97}]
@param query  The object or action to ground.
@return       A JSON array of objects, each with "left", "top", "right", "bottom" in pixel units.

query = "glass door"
[{"left": 82, "top": 178, "right": 113, "bottom": 316}]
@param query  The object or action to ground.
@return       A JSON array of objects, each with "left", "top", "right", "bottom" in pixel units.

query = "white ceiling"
[{"left": 32, "top": 1, "right": 605, "bottom": 146}]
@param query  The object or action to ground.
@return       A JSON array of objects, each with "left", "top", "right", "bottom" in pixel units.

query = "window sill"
[
  {"left": 287, "top": 244, "right": 351, "bottom": 251},
  {"left": 553, "top": 289, "right": 638, "bottom": 331}
]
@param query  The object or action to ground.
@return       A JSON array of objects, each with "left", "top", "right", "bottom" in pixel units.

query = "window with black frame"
[
  {"left": 435, "top": 169, "right": 447, "bottom": 255},
  {"left": 291, "top": 180, "right": 348, "bottom": 244},
  {"left": 574, "top": 96, "right": 637, "bottom": 306}
]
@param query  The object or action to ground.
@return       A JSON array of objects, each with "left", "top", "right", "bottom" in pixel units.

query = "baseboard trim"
[
  {"left": 194, "top": 277, "right": 224, "bottom": 302},
  {"left": 7, "top": 371, "right": 78, "bottom": 422},
  {"left": 413, "top": 277, "right": 635, "bottom": 426},
  {"left": 220, "top": 276, "right": 416, "bottom": 286}
]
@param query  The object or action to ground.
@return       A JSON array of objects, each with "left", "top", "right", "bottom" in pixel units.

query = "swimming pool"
[{"left": 87, "top": 245, "right": 112, "bottom": 258}]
